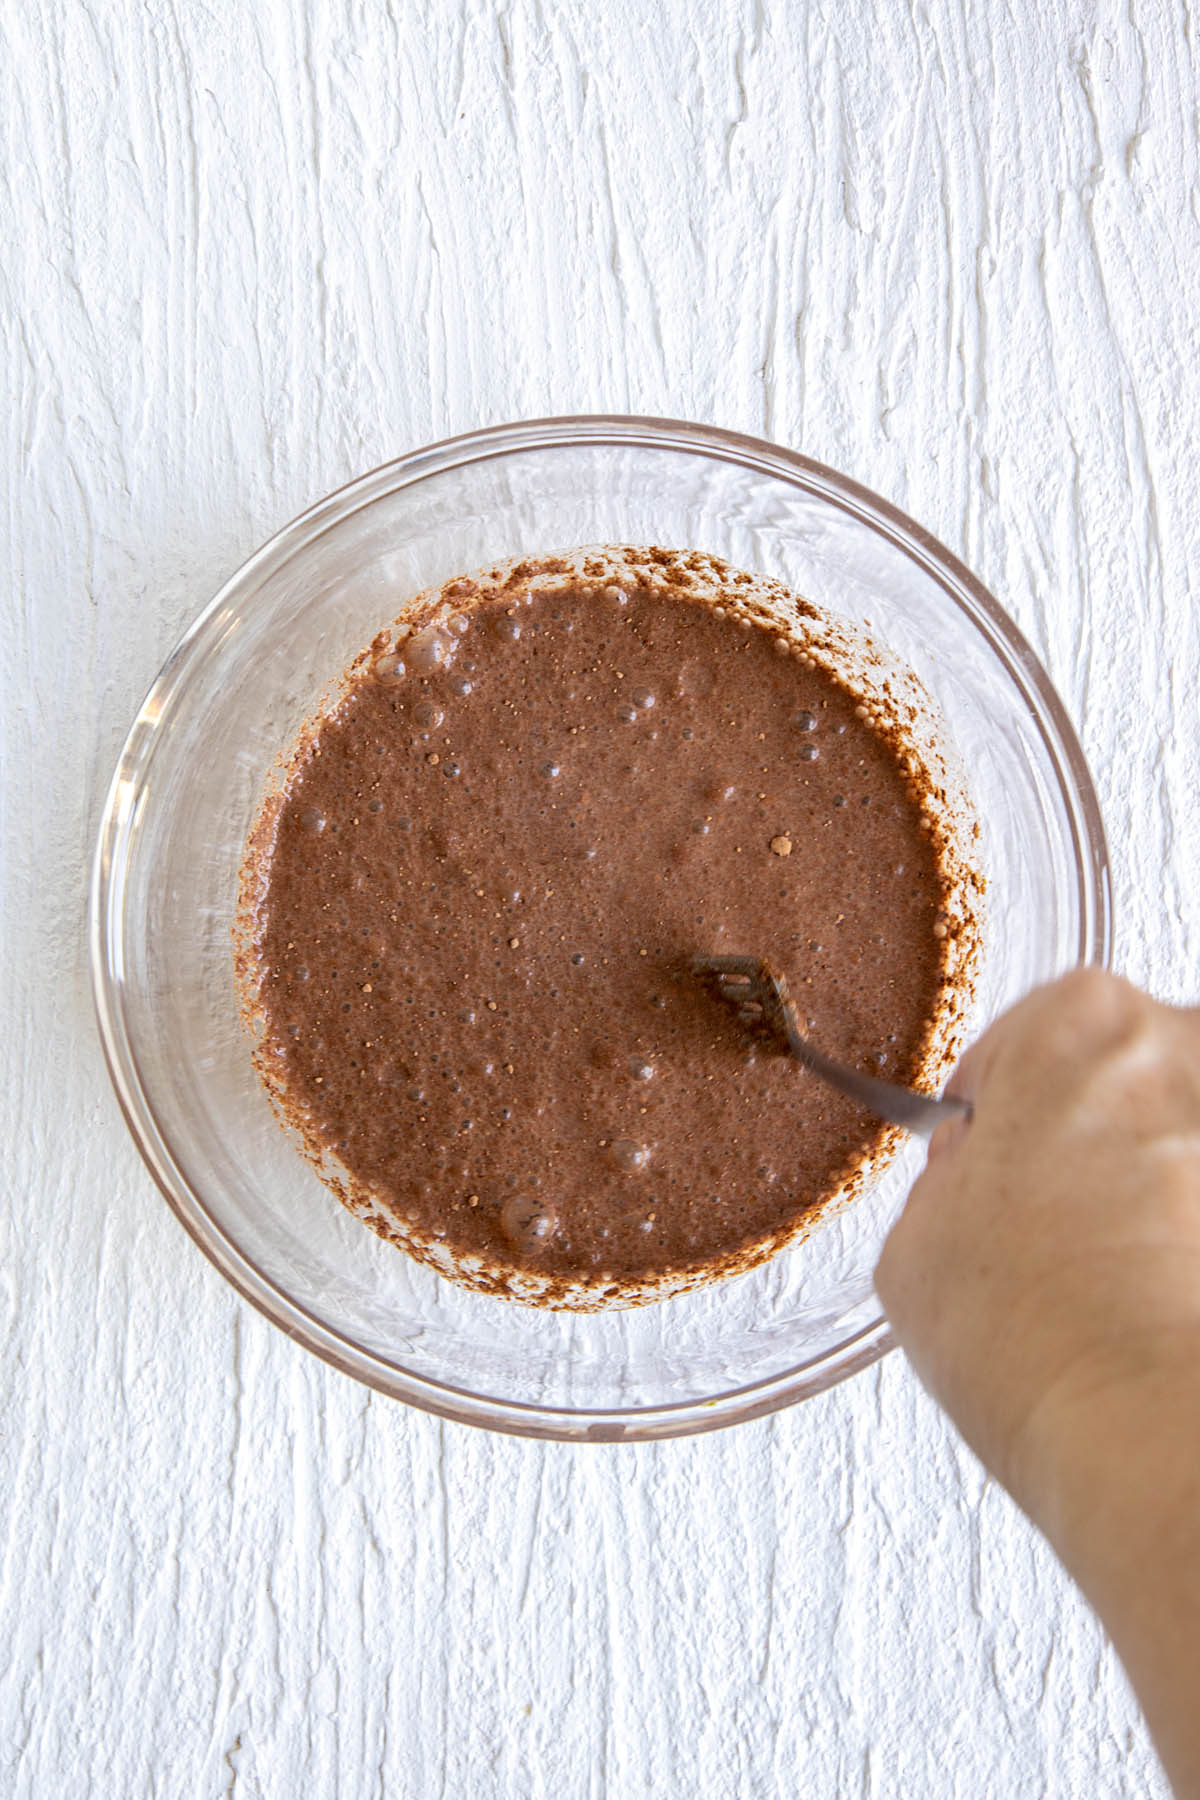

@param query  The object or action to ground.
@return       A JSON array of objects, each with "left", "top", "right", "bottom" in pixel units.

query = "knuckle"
[
  {"left": 1095, "top": 1014, "right": 1200, "bottom": 1138},
  {"left": 1055, "top": 965, "right": 1136, "bottom": 1025},
  {"left": 1036, "top": 968, "right": 1143, "bottom": 1062},
  {"left": 1155, "top": 1149, "right": 1200, "bottom": 1239}
]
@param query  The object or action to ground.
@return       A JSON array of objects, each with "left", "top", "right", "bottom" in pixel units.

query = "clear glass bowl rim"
[{"left": 90, "top": 414, "right": 1113, "bottom": 1440}]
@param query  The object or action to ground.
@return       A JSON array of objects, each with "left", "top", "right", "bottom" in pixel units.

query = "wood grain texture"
[{"left": 2, "top": 0, "right": 1197, "bottom": 1793}]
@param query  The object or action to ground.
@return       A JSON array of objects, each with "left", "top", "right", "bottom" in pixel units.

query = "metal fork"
[{"left": 692, "top": 954, "right": 972, "bottom": 1140}]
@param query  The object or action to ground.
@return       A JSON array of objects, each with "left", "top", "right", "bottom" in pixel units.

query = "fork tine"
[{"left": 690, "top": 954, "right": 763, "bottom": 980}]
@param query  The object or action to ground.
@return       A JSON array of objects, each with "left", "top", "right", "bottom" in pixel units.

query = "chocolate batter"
[{"left": 240, "top": 551, "right": 963, "bottom": 1306}]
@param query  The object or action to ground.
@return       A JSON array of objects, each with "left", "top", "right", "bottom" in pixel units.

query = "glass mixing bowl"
[{"left": 91, "top": 417, "right": 1111, "bottom": 1439}]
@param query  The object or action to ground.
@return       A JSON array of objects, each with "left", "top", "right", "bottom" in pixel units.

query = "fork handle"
[{"left": 783, "top": 1020, "right": 972, "bottom": 1140}]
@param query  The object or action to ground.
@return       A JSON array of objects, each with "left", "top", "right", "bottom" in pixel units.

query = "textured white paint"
[{"left": 2, "top": 2, "right": 1197, "bottom": 1794}]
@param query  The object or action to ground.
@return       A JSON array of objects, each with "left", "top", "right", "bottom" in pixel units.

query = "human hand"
[
  {"left": 876, "top": 968, "right": 1200, "bottom": 1794},
  {"left": 876, "top": 967, "right": 1200, "bottom": 1527}
]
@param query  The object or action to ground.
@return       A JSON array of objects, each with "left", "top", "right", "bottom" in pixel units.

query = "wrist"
[
  {"left": 1012, "top": 1346, "right": 1200, "bottom": 1795},
  {"left": 1014, "top": 1339, "right": 1200, "bottom": 1561}
]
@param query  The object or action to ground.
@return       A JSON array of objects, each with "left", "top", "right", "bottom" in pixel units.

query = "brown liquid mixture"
[{"left": 242, "top": 556, "right": 958, "bottom": 1305}]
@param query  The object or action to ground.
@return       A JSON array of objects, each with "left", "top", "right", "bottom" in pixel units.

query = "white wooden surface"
[{"left": 3, "top": 3, "right": 1198, "bottom": 1794}]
